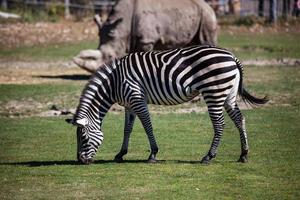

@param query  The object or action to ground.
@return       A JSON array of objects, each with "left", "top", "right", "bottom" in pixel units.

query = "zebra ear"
[
  {"left": 75, "top": 118, "right": 89, "bottom": 127},
  {"left": 65, "top": 118, "right": 75, "bottom": 125}
]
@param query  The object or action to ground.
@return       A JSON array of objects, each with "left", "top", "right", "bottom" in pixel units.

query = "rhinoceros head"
[
  {"left": 94, "top": 14, "right": 123, "bottom": 49},
  {"left": 73, "top": 15, "right": 124, "bottom": 73}
]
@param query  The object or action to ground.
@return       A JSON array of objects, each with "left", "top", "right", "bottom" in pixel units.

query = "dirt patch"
[
  {"left": 242, "top": 58, "right": 300, "bottom": 66},
  {"left": 222, "top": 22, "right": 300, "bottom": 35},
  {"left": 1, "top": 58, "right": 299, "bottom": 85},
  {"left": 37, "top": 100, "right": 254, "bottom": 117},
  {"left": 0, "top": 60, "right": 89, "bottom": 84},
  {"left": 1, "top": 97, "right": 255, "bottom": 118},
  {"left": 0, "top": 100, "right": 43, "bottom": 116},
  {"left": 0, "top": 58, "right": 291, "bottom": 117},
  {"left": 0, "top": 20, "right": 98, "bottom": 48}
]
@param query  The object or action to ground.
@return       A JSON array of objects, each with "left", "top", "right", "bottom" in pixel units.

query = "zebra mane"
[
  {"left": 95, "top": 58, "right": 118, "bottom": 74},
  {"left": 73, "top": 59, "right": 118, "bottom": 121}
]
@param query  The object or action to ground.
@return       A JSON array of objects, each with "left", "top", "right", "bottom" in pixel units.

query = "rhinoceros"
[{"left": 73, "top": 0, "right": 218, "bottom": 73}]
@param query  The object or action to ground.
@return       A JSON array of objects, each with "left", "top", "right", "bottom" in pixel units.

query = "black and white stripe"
[{"left": 67, "top": 45, "right": 268, "bottom": 164}]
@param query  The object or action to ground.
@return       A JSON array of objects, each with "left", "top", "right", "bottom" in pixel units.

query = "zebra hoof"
[
  {"left": 200, "top": 154, "right": 215, "bottom": 164},
  {"left": 237, "top": 155, "right": 248, "bottom": 163},
  {"left": 147, "top": 153, "right": 157, "bottom": 163},
  {"left": 114, "top": 156, "right": 124, "bottom": 163},
  {"left": 200, "top": 157, "right": 210, "bottom": 165},
  {"left": 147, "top": 158, "right": 157, "bottom": 164}
]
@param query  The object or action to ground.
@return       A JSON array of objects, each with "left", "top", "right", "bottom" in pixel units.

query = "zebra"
[{"left": 66, "top": 45, "right": 268, "bottom": 164}]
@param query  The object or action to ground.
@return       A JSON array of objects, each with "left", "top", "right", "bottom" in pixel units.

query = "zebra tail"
[{"left": 235, "top": 58, "right": 269, "bottom": 106}]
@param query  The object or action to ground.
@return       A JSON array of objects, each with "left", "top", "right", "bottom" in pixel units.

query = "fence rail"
[
  {"left": 1, "top": 0, "right": 116, "bottom": 16},
  {"left": 1, "top": 0, "right": 299, "bottom": 19},
  {"left": 207, "top": 0, "right": 298, "bottom": 17}
]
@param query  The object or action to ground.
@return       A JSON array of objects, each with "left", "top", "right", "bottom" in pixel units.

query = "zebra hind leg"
[
  {"left": 114, "top": 108, "right": 136, "bottom": 163},
  {"left": 225, "top": 103, "right": 249, "bottom": 163},
  {"left": 138, "top": 109, "right": 159, "bottom": 163},
  {"left": 130, "top": 99, "right": 159, "bottom": 163},
  {"left": 200, "top": 110, "right": 225, "bottom": 164}
]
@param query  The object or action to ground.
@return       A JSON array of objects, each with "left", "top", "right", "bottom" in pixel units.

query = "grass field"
[
  {"left": 0, "top": 65, "right": 299, "bottom": 199},
  {"left": 1, "top": 31, "right": 300, "bottom": 61},
  {"left": 0, "top": 106, "right": 299, "bottom": 199},
  {"left": 0, "top": 28, "right": 300, "bottom": 199},
  {"left": 219, "top": 31, "right": 300, "bottom": 60}
]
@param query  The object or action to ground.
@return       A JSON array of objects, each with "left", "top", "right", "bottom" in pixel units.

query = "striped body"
[
  {"left": 68, "top": 45, "right": 268, "bottom": 164},
  {"left": 116, "top": 46, "right": 237, "bottom": 106}
]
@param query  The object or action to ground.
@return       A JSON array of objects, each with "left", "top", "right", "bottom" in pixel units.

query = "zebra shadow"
[
  {"left": 0, "top": 159, "right": 215, "bottom": 167},
  {"left": 34, "top": 74, "right": 90, "bottom": 81},
  {"left": 0, "top": 159, "right": 153, "bottom": 167}
]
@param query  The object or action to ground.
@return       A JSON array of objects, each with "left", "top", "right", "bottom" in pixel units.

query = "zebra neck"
[
  {"left": 75, "top": 61, "right": 117, "bottom": 128},
  {"left": 75, "top": 99, "right": 112, "bottom": 130}
]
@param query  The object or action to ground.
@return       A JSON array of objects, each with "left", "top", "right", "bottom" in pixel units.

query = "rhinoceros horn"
[{"left": 72, "top": 49, "right": 103, "bottom": 73}]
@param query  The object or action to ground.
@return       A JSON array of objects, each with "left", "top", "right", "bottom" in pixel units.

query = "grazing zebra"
[{"left": 66, "top": 45, "right": 268, "bottom": 164}]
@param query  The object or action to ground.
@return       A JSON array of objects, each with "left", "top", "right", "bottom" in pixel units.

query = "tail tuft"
[
  {"left": 235, "top": 57, "right": 269, "bottom": 107},
  {"left": 241, "top": 89, "right": 269, "bottom": 106}
]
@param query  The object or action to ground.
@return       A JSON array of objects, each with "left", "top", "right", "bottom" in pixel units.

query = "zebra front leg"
[
  {"left": 201, "top": 111, "right": 225, "bottom": 164},
  {"left": 114, "top": 108, "right": 136, "bottom": 163},
  {"left": 225, "top": 104, "right": 249, "bottom": 163},
  {"left": 131, "top": 99, "right": 159, "bottom": 163}
]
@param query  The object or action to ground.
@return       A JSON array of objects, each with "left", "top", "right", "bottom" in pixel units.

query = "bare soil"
[
  {"left": 0, "top": 60, "right": 88, "bottom": 84},
  {"left": 0, "top": 20, "right": 98, "bottom": 48},
  {"left": 1, "top": 57, "right": 299, "bottom": 85}
]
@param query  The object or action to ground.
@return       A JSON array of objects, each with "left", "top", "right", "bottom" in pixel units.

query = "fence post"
[
  {"left": 1, "top": 0, "right": 8, "bottom": 9},
  {"left": 258, "top": 0, "right": 264, "bottom": 17},
  {"left": 229, "top": 0, "right": 241, "bottom": 16},
  {"left": 294, "top": 0, "right": 300, "bottom": 17},
  {"left": 283, "top": 0, "right": 291, "bottom": 18},
  {"left": 270, "top": 0, "right": 278, "bottom": 23},
  {"left": 65, "top": 0, "right": 71, "bottom": 19}
]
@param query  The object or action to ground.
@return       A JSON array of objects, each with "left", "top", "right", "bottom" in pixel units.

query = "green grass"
[
  {"left": 0, "top": 83, "right": 86, "bottom": 116},
  {"left": 0, "top": 83, "right": 84, "bottom": 103},
  {"left": 1, "top": 65, "right": 299, "bottom": 117},
  {"left": 219, "top": 32, "right": 300, "bottom": 59},
  {"left": 1, "top": 31, "right": 299, "bottom": 61},
  {"left": 0, "top": 28, "right": 300, "bottom": 199},
  {"left": 0, "top": 106, "right": 299, "bottom": 199},
  {"left": 0, "top": 40, "right": 98, "bottom": 61},
  {"left": 243, "top": 65, "right": 300, "bottom": 106},
  {"left": 0, "top": 65, "right": 299, "bottom": 199}
]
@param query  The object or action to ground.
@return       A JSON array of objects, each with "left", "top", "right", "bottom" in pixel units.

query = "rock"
[
  {"left": 50, "top": 105, "right": 59, "bottom": 111},
  {"left": 0, "top": 11, "right": 20, "bottom": 19}
]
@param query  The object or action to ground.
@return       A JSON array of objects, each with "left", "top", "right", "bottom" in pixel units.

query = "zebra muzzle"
[{"left": 78, "top": 154, "right": 94, "bottom": 165}]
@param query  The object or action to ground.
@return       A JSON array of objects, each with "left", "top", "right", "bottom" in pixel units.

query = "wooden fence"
[{"left": 1, "top": 0, "right": 299, "bottom": 19}]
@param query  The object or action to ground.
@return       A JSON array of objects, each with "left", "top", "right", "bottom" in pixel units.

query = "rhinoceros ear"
[
  {"left": 94, "top": 14, "right": 103, "bottom": 29},
  {"left": 110, "top": 17, "right": 123, "bottom": 29}
]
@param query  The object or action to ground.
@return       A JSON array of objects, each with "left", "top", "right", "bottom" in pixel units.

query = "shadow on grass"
[
  {"left": 0, "top": 159, "right": 210, "bottom": 167},
  {"left": 35, "top": 74, "right": 90, "bottom": 81}
]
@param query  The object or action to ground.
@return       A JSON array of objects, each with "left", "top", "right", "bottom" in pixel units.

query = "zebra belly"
[{"left": 145, "top": 87, "right": 200, "bottom": 105}]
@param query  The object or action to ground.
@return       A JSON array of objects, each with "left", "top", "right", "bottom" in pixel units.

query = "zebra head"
[{"left": 66, "top": 117, "right": 103, "bottom": 165}]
